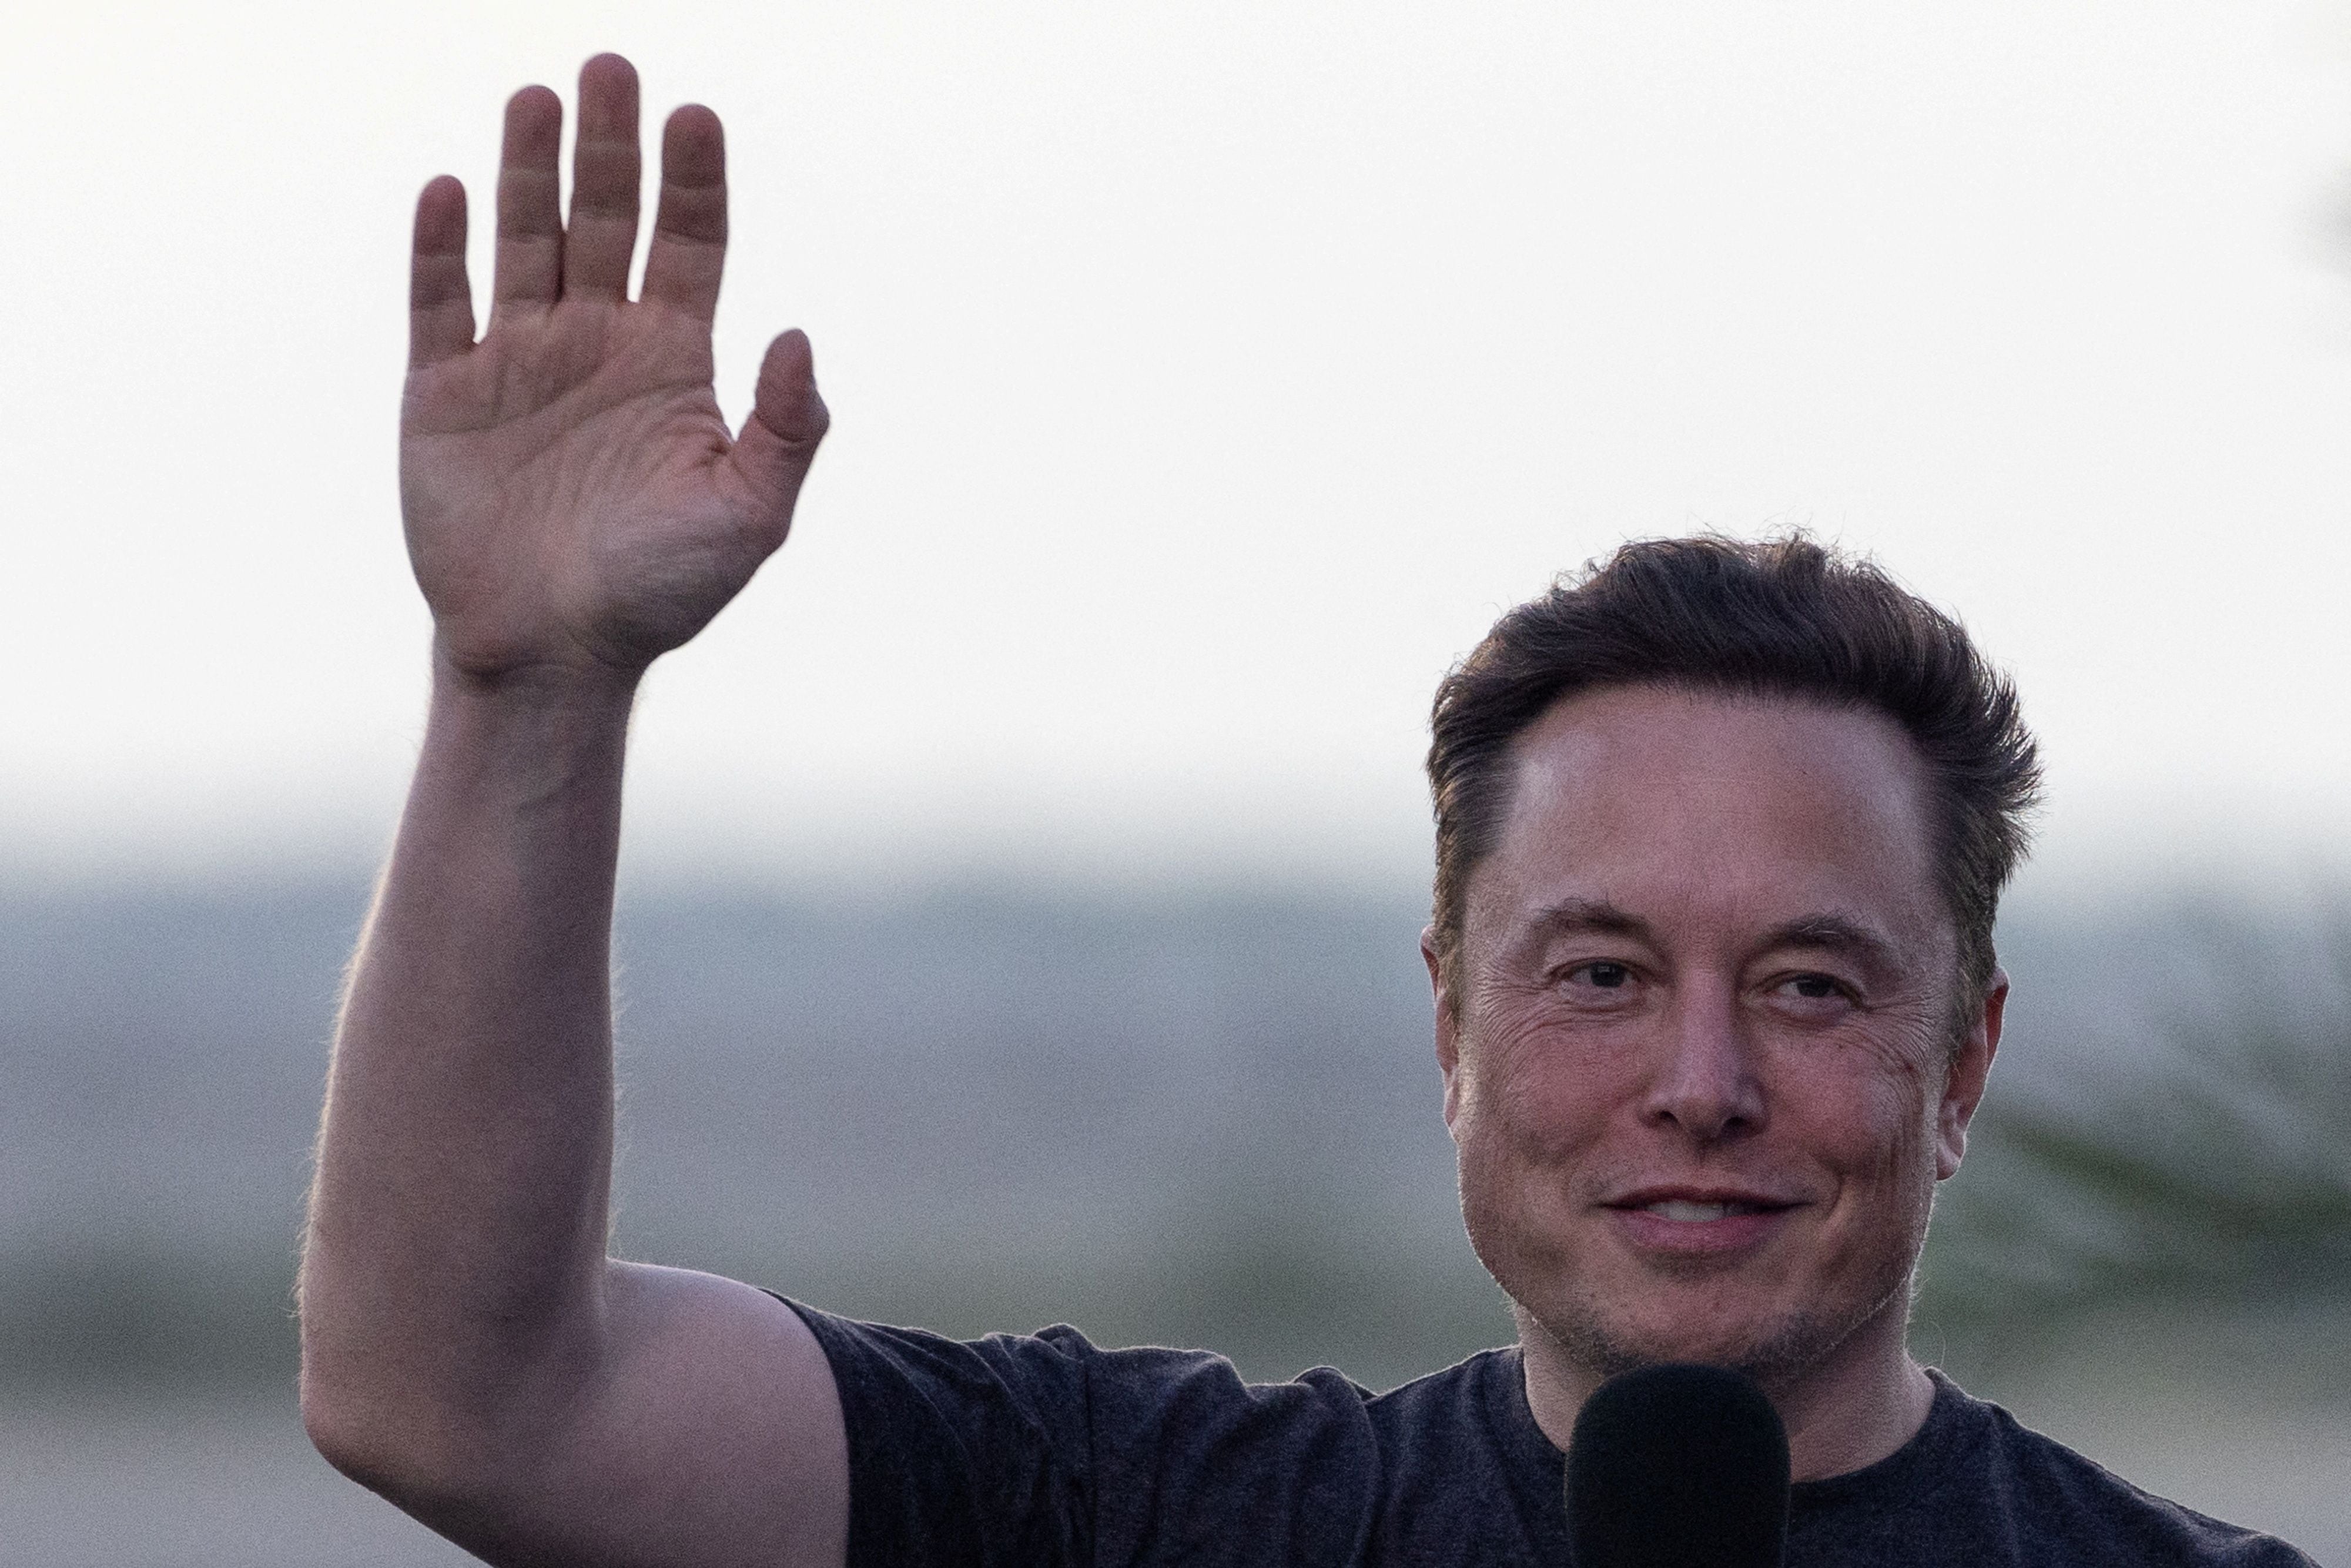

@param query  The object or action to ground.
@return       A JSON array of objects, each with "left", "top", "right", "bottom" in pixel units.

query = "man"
[{"left": 297, "top": 54, "right": 2316, "bottom": 1567}]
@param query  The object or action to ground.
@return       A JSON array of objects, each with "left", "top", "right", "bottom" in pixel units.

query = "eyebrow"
[
  {"left": 1523, "top": 901, "right": 1901, "bottom": 970},
  {"left": 1526, "top": 898, "right": 1654, "bottom": 940},
  {"left": 1759, "top": 913, "right": 1901, "bottom": 971}
]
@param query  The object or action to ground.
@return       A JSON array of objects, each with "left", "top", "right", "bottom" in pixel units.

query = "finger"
[
  {"left": 491, "top": 85, "right": 563, "bottom": 315},
  {"left": 408, "top": 176, "right": 476, "bottom": 368},
  {"left": 725, "top": 330, "right": 829, "bottom": 539},
  {"left": 641, "top": 105, "right": 727, "bottom": 321},
  {"left": 562, "top": 53, "right": 642, "bottom": 301}
]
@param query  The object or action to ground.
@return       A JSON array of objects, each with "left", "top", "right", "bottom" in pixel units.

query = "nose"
[{"left": 1642, "top": 981, "right": 1766, "bottom": 1143}]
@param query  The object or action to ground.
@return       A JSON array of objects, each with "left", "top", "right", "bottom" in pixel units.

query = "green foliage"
[{"left": 1917, "top": 904, "right": 2351, "bottom": 1352}]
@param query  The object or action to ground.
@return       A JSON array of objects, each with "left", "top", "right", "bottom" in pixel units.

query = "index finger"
[{"left": 639, "top": 105, "right": 728, "bottom": 321}]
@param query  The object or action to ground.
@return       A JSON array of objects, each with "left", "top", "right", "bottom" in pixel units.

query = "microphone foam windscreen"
[{"left": 1564, "top": 1363, "right": 1791, "bottom": 1568}]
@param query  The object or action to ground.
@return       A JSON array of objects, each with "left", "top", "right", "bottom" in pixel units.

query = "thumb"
[{"left": 728, "top": 329, "right": 829, "bottom": 525}]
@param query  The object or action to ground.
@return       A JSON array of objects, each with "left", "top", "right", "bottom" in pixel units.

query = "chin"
[{"left": 1519, "top": 1282, "right": 1897, "bottom": 1386}]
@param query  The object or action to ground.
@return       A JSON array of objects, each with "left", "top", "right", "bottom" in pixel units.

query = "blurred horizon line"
[{"left": 6, "top": 826, "right": 2350, "bottom": 919}]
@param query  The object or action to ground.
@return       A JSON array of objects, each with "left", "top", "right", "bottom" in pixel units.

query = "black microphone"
[{"left": 1564, "top": 1364, "right": 1791, "bottom": 1568}]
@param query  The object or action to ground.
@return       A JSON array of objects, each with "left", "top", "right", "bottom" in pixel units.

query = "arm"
[{"left": 299, "top": 55, "right": 847, "bottom": 1567}]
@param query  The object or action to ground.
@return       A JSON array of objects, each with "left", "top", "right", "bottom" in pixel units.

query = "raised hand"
[
  {"left": 306, "top": 58, "right": 852, "bottom": 1566},
  {"left": 400, "top": 53, "right": 826, "bottom": 684}
]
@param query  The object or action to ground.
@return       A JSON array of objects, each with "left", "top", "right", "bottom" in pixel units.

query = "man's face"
[{"left": 1430, "top": 685, "right": 2001, "bottom": 1383}]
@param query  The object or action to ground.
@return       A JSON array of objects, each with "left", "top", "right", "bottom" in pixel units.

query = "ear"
[
  {"left": 1422, "top": 926, "right": 1468, "bottom": 1137},
  {"left": 1935, "top": 965, "right": 2007, "bottom": 1181}
]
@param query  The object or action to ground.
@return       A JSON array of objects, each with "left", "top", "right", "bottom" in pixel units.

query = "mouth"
[
  {"left": 1602, "top": 1190, "right": 1803, "bottom": 1254},
  {"left": 1636, "top": 1198, "right": 1781, "bottom": 1222}
]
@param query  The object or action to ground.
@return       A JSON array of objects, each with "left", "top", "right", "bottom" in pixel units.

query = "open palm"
[{"left": 400, "top": 55, "right": 826, "bottom": 682}]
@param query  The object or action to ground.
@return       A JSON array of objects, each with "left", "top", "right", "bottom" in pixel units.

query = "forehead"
[{"left": 1468, "top": 684, "right": 1944, "bottom": 954}]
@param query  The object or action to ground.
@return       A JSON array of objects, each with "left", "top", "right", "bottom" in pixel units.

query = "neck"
[{"left": 1514, "top": 1299, "right": 1937, "bottom": 1483}]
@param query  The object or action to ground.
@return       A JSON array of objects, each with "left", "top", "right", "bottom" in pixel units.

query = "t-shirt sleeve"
[
  {"left": 783, "top": 1299, "right": 1385, "bottom": 1568},
  {"left": 786, "top": 1301, "right": 1100, "bottom": 1568}
]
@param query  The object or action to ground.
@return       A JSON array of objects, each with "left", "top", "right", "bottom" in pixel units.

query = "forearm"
[{"left": 302, "top": 655, "right": 638, "bottom": 1460}]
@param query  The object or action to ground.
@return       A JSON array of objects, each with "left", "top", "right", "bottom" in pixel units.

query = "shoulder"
[
  {"left": 782, "top": 1308, "right": 1108, "bottom": 1566},
  {"left": 791, "top": 1306, "right": 1544, "bottom": 1567},
  {"left": 1361, "top": 1345, "right": 1531, "bottom": 1445},
  {"left": 1358, "top": 1346, "right": 1572, "bottom": 1556},
  {"left": 790, "top": 1305, "right": 1388, "bottom": 1562},
  {"left": 1901, "top": 1373, "right": 2319, "bottom": 1567}
]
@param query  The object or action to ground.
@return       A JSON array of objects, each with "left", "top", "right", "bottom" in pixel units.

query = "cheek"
[
  {"left": 1801, "top": 1022, "right": 1942, "bottom": 1149},
  {"left": 1457, "top": 1007, "right": 1630, "bottom": 1167},
  {"left": 1452, "top": 1069, "right": 1585, "bottom": 1288},
  {"left": 1790, "top": 1054, "right": 1943, "bottom": 1242}
]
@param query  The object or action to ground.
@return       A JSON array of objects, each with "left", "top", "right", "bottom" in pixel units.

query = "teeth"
[{"left": 1646, "top": 1200, "right": 1739, "bottom": 1222}]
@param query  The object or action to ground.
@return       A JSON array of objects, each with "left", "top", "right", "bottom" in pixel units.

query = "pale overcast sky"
[{"left": 8, "top": 0, "right": 2351, "bottom": 896}]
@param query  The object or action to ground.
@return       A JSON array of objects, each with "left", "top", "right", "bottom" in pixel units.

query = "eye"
[
  {"left": 1767, "top": 971, "right": 1859, "bottom": 1017},
  {"left": 1581, "top": 961, "right": 1633, "bottom": 990},
  {"left": 1557, "top": 959, "right": 1640, "bottom": 998},
  {"left": 1550, "top": 957, "right": 1652, "bottom": 1011}
]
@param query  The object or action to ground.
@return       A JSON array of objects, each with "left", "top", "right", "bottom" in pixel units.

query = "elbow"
[
  {"left": 300, "top": 1359, "right": 542, "bottom": 1558},
  {"left": 299, "top": 1334, "right": 496, "bottom": 1509},
  {"left": 300, "top": 1387, "right": 381, "bottom": 1489},
  {"left": 295, "top": 1256, "right": 598, "bottom": 1515},
  {"left": 299, "top": 1315, "right": 574, "bottom": 1529},
  {"left": 298, "top": 1283, "right": 385, "bottom": 1483},
  {"left": 299, "top": 1352, "right": 430, "bottom": 1496}
]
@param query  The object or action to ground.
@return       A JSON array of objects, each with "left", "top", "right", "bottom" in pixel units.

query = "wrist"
[
  {"left": 418, "top": 645, "right": 642, "bottom": 805},
  {"left": 428, "top": 642, "right": 645, "bottom": 714}
]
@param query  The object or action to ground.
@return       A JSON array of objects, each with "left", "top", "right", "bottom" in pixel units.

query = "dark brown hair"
[{"left": 1426, "top": 535, "right": 2040, "bottom": 1017}]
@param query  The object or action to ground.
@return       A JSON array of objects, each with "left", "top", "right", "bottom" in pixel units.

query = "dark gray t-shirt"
[{"left": 790, "top": 1304, "right": 2319, "bottom": 1566}]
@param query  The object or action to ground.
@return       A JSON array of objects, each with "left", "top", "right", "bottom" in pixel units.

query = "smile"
[
  {"left": 1602, "top": 1190, "right": 1803, "bottom": 1256},
  {"left": 1642, "top": 1200, "right": 1770, "bottom": 1222}
]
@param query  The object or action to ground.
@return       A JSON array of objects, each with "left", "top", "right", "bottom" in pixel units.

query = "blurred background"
[{"left": 5, "top": 0, "right": 2350, "bottom": 1562}]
